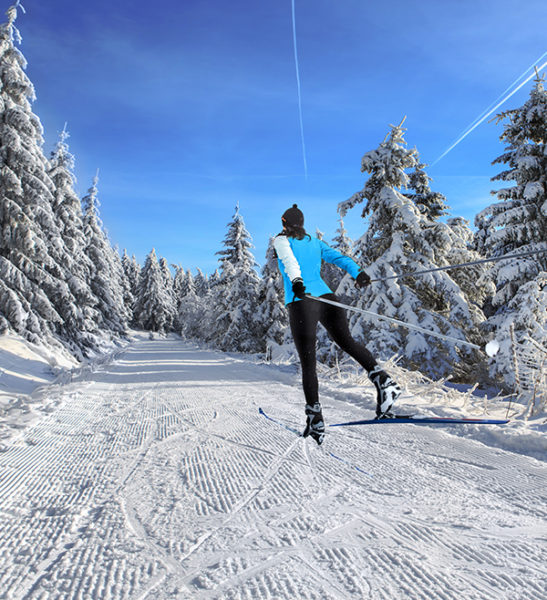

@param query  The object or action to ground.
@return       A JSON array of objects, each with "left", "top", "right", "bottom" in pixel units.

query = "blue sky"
[{"left": 12, "top": 0, "right": 547, "bottom": 273}]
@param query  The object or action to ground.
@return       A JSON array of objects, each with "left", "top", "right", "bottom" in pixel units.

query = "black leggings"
[{"left": 288, "top": 294, "right": 377, "bottom": 405}]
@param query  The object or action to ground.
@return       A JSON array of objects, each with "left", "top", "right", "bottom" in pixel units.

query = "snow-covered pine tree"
[
  {"left": 338, "top": 120, "right": 484, "bottom": 379},
  {"left": 405, "top": 161, "right": 450, "bottom": 220},
  {"left": 208, "top": 269, "right": 220, "bottom": 288},
  {"left": 331, "top": 215, "right": 355, "bottom": 258},
  {"left": 48, "top": 125, "right": 102, "bottom": 350},
  {"left": 488, "top": 274, "right": 546, "bottom": 397},
  {"left": 159, "top": 257, "right": 173, "bottom": 293},
  {"left": 133, "top": 248, "right": 175, "bottom": 334},
  {"left": 190, "top": 269, "right": 204, "bottom": 297},
  {"left": 199, "top": 269, "right": 220, "bottom": 344},
  {"left": 82, "top": 174, "right": 128, "bottom": 335},
  {"left": 122, "top": 250, "right": 140, "bottom": 322},
  {"left": 328, "top": 215, "right": 355, "bottom": 296},
  {"left": 172, "top": 265, "right": 187, "bottom": 300},
  {"left": 0, "top": 3, "right": 75, "bottom": 344},
  {"left": 445, "top": 217, "right": 495, "bottom": 316},
  {"left": 178, "top": 269, "right": 203, "bottom": 340},
  {"left": 171, "top": 265, "right": 185, "bottom": 330},
  {"left": 256, "top": 238, "right": 287, "bottom": 353},
  {"left": 112, "top": 245, "right": 132, "bottom": 324},
  {"left": 159, "top": 256, "right": 176, "bottom": 331},
  {"left": 207, "top": 260, "right": 235, "bottom": 347},
  {"left": 405, "top": 160, "right": 492, "bottom": 322},
  {"left": 194, "top": 268, "right": 209, "bottom": 297},
  {"left": 210, "top": 205, "right": 262, "bottom": 353},
  {"left": 475, "top": 69, "right": 547, "bottom": 388}
]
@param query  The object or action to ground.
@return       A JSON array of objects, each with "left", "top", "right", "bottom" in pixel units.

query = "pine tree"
[
  {"left": 48, "top": 125, "right": 101, "bottom": 349},
  {"left": 256, "top": 238, "right": 287, "bottom": 352},
  {"left": 159, "top": 257, "right": 173, "bottom": 292},
  {"left": 122, "top": 249, "right": 140, "bottom": 321},
  {"left": 208, "top": 269, "right": 221, "bottom": 290},
  {"left": 331, "top": 215, "right": 355, "bottom": 257},
  {"left": 159, "top": 256, "right": 176, "bottom": 330},
  {"left": 405, "top": 161, "right": 450, "bottom": 220},
  {"left": 0, "top": 3, "right": 73, "bottom": 343},
  {"left": 194, "top": 268, "right": 209, "bottom": 297},
  {"left": 487, "top": 273, "right": 546, "bottom": 392},
  {"left": 475, "top": 70, "right": 547, "bottom": 387},
  {"left": 133, "top": 248, "right": 175, "bottom": 334},
  {"left": 178, "top": 270, "right": 203, "bottom": 340},
  {"left": 326, "top": 216, "right": 355, "bottom": 295},
  {"left": 216, "top": 203, "right": 258, "bottom": 270},
  {"left": 210, "top": 205, "right": 261, "bottom": 352},
  {"left": 445, "top": 217, "right": 495, "bottom": 314},
  {"left": 338, "top": 120, "right": 484, "bottom": 378},
  {"left": 82, "top": 174, "right": 127, "bottom": 334},
  {"left": 172, "top": 265, "right": 187, "bottom": 300},
  {"left": 207, "top": 261, "right": 236, "bottom": 347},
  {"left": 406, "top": 163, "right": 492, "bottom": 323},
  {"left": 112, "top": 245, "right": 131, "bottom": 325}
]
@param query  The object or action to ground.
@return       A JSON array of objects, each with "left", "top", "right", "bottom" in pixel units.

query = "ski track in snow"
[{"left": 0, "top": 338, "right": 545, "bottom": 600}]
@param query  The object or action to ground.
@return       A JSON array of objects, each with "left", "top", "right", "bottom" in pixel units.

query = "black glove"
[
  {"left": 355, "top": 270, "right": 371, "bottom": 289},
  {"left": 291, "top": 277, "right": 308, "bottom": 299}
]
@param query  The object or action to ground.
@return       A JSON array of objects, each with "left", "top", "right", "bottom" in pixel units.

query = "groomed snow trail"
[{"left": 0, "top": 338, "right": 545, "bottom": 600}]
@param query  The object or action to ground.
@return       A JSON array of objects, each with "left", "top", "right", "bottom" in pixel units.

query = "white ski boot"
[
  {"left": 303, "top": 402, "right": 325, "bottom": 445},
  {"left": 369, "top": 366, "right": 401, "bottom": 419}
]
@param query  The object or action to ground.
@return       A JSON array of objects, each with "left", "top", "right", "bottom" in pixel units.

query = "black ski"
[{"left": 330, "top": 415, "right": 509, "bottom": 427}]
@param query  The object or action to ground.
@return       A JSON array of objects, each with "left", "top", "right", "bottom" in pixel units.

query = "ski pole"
[
  {"left": 369, "top": 248, "right": 547, "bottom": 284},
  {"left": 310, "top": 295, "right": 500, "bottom": 357}
]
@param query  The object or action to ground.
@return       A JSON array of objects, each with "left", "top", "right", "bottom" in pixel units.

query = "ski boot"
[
  {"left": 369, "top": 366, "right": 401, "bottom": 419},
  {"left": 302, "top": 402, "right": 325, "bottom": 445}
]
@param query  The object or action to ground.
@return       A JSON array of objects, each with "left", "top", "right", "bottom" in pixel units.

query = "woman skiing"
[{"left": 273, "top": 204, "right": 401, "bottom": 445}]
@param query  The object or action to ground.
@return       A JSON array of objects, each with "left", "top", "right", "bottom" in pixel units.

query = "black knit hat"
[{"left": 282, "top": 204, "right": 304, "bottom": 227}]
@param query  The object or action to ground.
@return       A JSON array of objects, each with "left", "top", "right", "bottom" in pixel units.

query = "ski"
[
  {"left": 259, "top": 407, "right": 302, "bottom": 436},
  {"left": 258, "top": 408, "right": 372, "bottom": 477},
  {"left": 330, "top": 415, "right": 509, "bottom": 427}
]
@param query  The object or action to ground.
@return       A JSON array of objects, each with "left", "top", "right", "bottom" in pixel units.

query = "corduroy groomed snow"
[{"left": 282, "top": 204, "right": 304, "bottom": 227}]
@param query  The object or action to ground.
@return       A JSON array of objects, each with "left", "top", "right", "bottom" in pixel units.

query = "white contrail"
[
  {"left": 291, "top": 0, "right": 308, "bottom": 178},
  {"left": 433, "top": 54, "right": 547, "bottom": 165},
  {"left": 462, "top": 51, "right": 547, "bottom": 134}
]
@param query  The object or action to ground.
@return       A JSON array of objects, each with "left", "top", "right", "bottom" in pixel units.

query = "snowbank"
[
  {"left": 0, "top": 331, "right": 133, "bottom": 449},
  {"left": 0, "top": 334, "right": 77, "bottom": 447}
]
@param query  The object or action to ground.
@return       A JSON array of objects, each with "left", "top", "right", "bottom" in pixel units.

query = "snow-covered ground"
[
  {"left": 0, "top": 333, "right": 127, "bottom": 452},
  {"left": 0, "top": 333, "right": 545, "bottom": 599}
]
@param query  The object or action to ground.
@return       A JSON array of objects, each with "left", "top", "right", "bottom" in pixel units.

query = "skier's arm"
[
  {"left": 319, "top": 240, "right": 361, "bottom": 279},
  {"left": 273, "top": 235, "right": 302, "bottom": 282}
]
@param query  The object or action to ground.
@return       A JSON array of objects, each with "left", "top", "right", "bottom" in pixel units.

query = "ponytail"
[{"left": 282, "top": 224, "right": 310, "bottom": 240}]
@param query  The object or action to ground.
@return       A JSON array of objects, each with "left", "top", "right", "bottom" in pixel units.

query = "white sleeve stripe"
[{"left": 273, "top": 236, "right": 301, "bottom": 282}]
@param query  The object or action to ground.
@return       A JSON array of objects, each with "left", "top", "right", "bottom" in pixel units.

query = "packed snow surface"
[{"left": 0, "top": 335, "right": 545, "bottom": 599}]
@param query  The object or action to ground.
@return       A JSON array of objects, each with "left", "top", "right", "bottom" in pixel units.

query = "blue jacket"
[{"left": 273, "top": 235, "right": 360, "bottom": 304}]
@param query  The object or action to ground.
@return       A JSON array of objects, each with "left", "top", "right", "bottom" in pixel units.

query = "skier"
[{"left": 273, "top": 204, "right": 401, "bottom": 445}]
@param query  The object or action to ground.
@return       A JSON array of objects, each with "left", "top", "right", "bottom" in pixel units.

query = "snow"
[
  {"left": 485, "top": 339, "right": 500, "bottom": 357},
  {"left": 0, "top": 334, "right": 545, "bottom": 598},
  {"left": 0, "top": 333, "right": 77, "bottom": 448}
]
